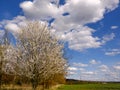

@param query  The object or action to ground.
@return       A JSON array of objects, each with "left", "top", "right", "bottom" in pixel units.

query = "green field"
[{"left": 57, "top": 83, "right": 120, "bottom": 90}]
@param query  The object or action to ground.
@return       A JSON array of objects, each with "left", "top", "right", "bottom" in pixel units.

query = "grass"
[
  {"left": 57, "top": 83, "right": 120, "bottom": 90},
  {"left": 1, "top": 84, "right": 59, "bottom": 90},
  {"left": 1, "top": 83, "right": 120, "bottom": 90},
  {"left": 1, "top": 84, "right": 41, "bottom": 90}
]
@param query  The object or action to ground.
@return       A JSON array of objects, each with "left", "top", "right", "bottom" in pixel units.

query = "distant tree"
[{"left": 5, "top": 21, "right": 67, "bottom": 90}]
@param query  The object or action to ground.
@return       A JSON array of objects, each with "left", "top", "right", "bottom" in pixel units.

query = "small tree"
[{"left": 6, "top": 21, "right": 67, "bottom": 90}]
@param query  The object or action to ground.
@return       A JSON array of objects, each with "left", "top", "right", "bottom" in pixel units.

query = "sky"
[{"left": 0, "top": 0, "right": 120, "bottom": 81}]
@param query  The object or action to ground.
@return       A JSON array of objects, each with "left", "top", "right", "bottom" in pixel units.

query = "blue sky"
[{"left": 0, "top": 0, "right": 120, "bottom": 81}]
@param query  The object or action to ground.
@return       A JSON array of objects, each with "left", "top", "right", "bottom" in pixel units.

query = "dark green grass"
[{"left": 57, "top": 83, "right": 120, "bottom": 90}]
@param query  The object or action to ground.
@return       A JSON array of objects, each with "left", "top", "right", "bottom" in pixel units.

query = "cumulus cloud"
[
  {"left": 61, "top": 0, "right": 105, "bottom": 24},
  {"left": 102, "top": 33, "right": 115, "bottom": 44},
  {"left": 60, "top": 26, "right": 102, "bottom": 50},
  {"left": 67, "top": 66, "right": 78, "bottom": 75},
  {"left": 73, "top": 62, "right": 88, "bottom": 67},
  {"left": 0, "top": 16, "right": 26, "bottom": 25},
  {"left": 20, "top": 0, "right": 119, "bottom": 24},
  {"left": 5, "top": 23, "right": 20, "bottom": 33},
  {"left": 101, "top": 0, "right": 119, "bottom": 11},
  {"left": 68, "top": 67, "right": 78, "bottom": 71},
  {"left": 20, "top": 0, "right": 62, "bottom": 19},
  {"left": 68, "top": 71, "right": 77, "bottom": 75},
  {"left": 68, "top": 63, "right": 120, "bottom": 81},
  {"left": 111, "top": 26, "right": 119, "bottom": 29},
  {"left": 78, "top": 68, "right": 85, "bottom": 71},
  {"left": 99, "top": 64, "right": 109, "bottom": 72},
  {"left": 0, "top": 0, "right": 119, "bottom": 51},
  {"left": 89, "top": 59, "right": 101, "bottom": 65},
  {"left": 0, "top": 16, "right": 26, "bottom": 36},
  {"left": 19, "top": 0, "right": 119, "bottom": 51},
  {"left": 105, "top": 49, "right": 120, "bottom": 56},
  {"left": 113, "top": 65, "right": 120, "bottom": 70},
  {"left": 82, "top": 71, "right": 96, "bottom": 75}
]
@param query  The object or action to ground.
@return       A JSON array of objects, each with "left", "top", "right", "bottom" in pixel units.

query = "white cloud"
[
  {"left": 67, "top": 63, "right": 120, "bottom": 81},
  {"left": 0, "top": 16, "right": 26, "bottom": 36},
  {"left": 111, "top": 26, "right": 119, "bottom": 29},
  {"left": 0, "top": 16, "right": 26, "bottom": 25},
  {"left": 101, "top": 0, "right": 119, "bottom": 12},
  {"left": 89, "top": 59, "right": 101, "bottom": 65},
  {"left": 19, "top": 0, "right": 119, "bottom": 51},
  {"left": 20, "top": 0, "right": 62, "bottom": 19},
  {"left": 5, "top": 23, "right": 20, "bottom": 34},
  {"left": 0, "top": 0, "right": 119, "bottom": 51},
  {"left": 20, "top": 0, "right": 119, "bottom": 24},
  {"left": 68, "top": 71, "right": 77, "bottom": 75},
  {"left": 78, "top": 68, "right": 85, "bottom": 71},
  {"left": 73, "top": 62, "right": 88, "bottom": 67},
  {"left": 102, "top": 33, "right": 115, "bottom": 44},
  {"left": 81, "top": 71, "right": 96, "bottom": 75},
  {"left": 99, "top": 64, "right": 109, "bottom": 72},
  {"left": 62, "top": 0, "right": 105, "bottom": 24},
  {"left": 105, "top": 49, "right": 120, "bottom": 56},
  {"left": 113, "top": 66, "right": 120, "bottom": 70},
  {"left": 67, "top": 67, "right": 78, "bottom": 75},
  {"left": 68, "top": 64, "right": 120, "bottom": 81},
  {"left": 20, "top": 1, "right": 34, "bottom": 13},
  {"left": 61, "top": 26, "right": 102, "bottom": 51},
  {"left": 68, "top": 67, "right": 78, "bottom": 71}
]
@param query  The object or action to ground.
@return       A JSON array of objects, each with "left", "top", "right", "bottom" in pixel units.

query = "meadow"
[
  {"left": 1, "top": 83, "right": 120, "bottom": 90},
  {"left": 57, "top": 83, "right": 120, "bottom": 90}
]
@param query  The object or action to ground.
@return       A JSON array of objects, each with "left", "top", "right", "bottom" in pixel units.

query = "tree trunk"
[
  {"left": 31, "top": 78, "right": 38, "bottom": 90},
  {"left": 42, "top": 82, "right": 46, "bottom": 90},
  {"left": 0, "top": 70, "right": 2, "bottom": 90},
  {"left": 42, "top": 81, "right": 50, "bottom": 90},
  {"left": 0, "top": 74, "right": 2, "bottom": 90}
]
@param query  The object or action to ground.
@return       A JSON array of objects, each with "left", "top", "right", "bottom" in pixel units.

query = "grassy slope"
[{"left": 57, "top": 83, "right": 120, "bottom": 90}]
